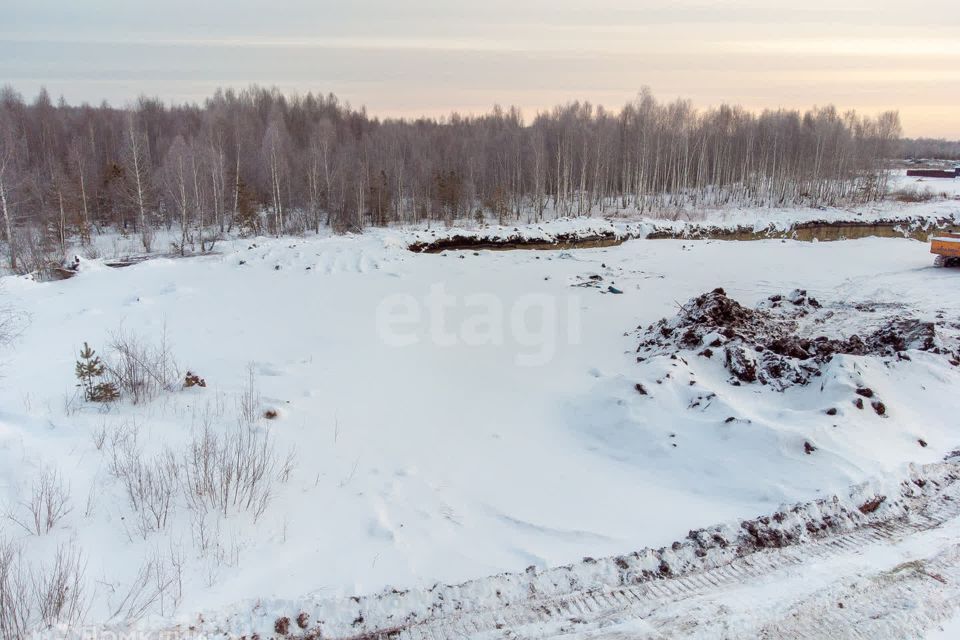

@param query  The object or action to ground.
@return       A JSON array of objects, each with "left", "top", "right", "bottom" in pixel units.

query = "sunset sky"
[{"left": 3, "top": 0, "right": 958, "bottom": 137}]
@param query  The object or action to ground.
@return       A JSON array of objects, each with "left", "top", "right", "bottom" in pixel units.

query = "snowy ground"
[
  {"left": 1, "top": 214, "right": 960, "bottom": 637},
  {"left": 890, "top": 171, "right": 960, "bottom": 199}
]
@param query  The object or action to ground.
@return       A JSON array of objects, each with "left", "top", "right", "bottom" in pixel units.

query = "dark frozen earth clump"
[{"left": 637, "top": 288, "right": 958, "bottom": 389}]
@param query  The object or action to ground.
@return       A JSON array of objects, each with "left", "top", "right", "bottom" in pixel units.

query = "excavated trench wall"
[
  {"left": 645, "top": 221, "right": 946, "bottom": 242},
  {"left": 408, "top": 220, "right": 955, "bottom": 252},
  {"left": 408, "top": 234, "right": 625, "bottom": 253}
]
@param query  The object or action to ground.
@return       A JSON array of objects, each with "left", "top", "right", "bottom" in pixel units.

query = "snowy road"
[
  {"left": 513, "top": 505, "right": 960, "bottom": 640},
  {"left": 556, "top": 533, "right": 960, "bottom": 640}
]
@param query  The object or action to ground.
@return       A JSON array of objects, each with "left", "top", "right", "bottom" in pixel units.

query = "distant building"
[{"left": 906, "top": 167, "right": 959, "bottom": 178}]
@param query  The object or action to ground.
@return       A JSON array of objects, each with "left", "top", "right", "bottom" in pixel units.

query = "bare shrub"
[
  {"left": 0, "top": 286, "right": 25, "bottom": 379},
  {"left": 107, "top": 427, "right": 178, "bottom": 538},
  {"left": 108, "top": 561, "right": 154, "bottom": 621},
  {"left": 890, "top": 187, "right": 935, "bottom": 203},
  {"left": 108, "top": 546, "right": 183, "bottom": 621},
  {"left": 137, "top": 454, "right": 179, "bottom": 534},
  {"left": 188, "top": 510, "right": 242, "bottom": 592},
  {"left": 0, "top": 290, "right": 17, "bottom": 352},
  {"left": 278, "top": 448, "right": 296, "bottom": 484},
  {"left": 30, "top": 543, "right": 88, "bottom": 629},
  {"left": 101, "top": 410, "right": 289, "bottom": 537},
  {"left": 62, "top": 389, "right": 83, "bottom": 416},
  {"left": 105, "top": 327, "right": 180, "bottom": 404},
  {"left": 8, "top": 468, "right": 72, "bottom": 535},
  {"left": 117, "top": 452, "right": 179, "bottom": 539},
  {"left": 238, "top": 364, "right": 261, "bottom": 426},
  {"left": 182, "top": 423, "right": 280, "bottom": 521},
  {"left": 91, "top": 422, "right": 108, "bottom": 451},
  {"left": 150, "top": 546, "right": 183, "bottom": 617},
  {"left": 189, "top": 509, "right": 219, "bottom": 559},
  {"left": 105, "top": 419, "right": 141, "bottom": 479},
  {"left": 15, "top": 227, "right": 65, "bottom": 278},
  {"left": 0, "top": 539, "right": 30, "bottom": 639},
  {"left": 83, "top": 484, "right": 98, "bottom": 519},
  {"left": 0, "top": 539, "right": 87, "bottom": 636}
]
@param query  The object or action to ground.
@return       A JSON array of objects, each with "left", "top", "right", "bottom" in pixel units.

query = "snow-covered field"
[{"left": 2, "top": 203, "right": 960, "bottom": 637}]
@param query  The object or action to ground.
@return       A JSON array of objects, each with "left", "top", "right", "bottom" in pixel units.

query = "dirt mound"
[
  {"left": 637, "top": 288, "right": 956, "bottom": 389},
  {"left": 408, "top": 229, "right": 622, "bottom": 253}
]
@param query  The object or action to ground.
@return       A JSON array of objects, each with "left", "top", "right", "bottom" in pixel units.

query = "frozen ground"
[{"left": 1, "top": 221, "right": 960, "bottom": 637}]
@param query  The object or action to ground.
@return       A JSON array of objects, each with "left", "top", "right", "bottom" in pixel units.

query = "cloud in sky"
[{"left": 3, "top": 0, "right": 958, "bottom": 137}]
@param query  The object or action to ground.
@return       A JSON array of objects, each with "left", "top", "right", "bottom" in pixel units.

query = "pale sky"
[{"left": 3, "top": 0, "right": 958, "bottom": 137}]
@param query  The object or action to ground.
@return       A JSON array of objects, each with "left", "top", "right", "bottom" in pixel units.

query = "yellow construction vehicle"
[{"left": 931, "top": 232, "right": 960, "bottom": 267}]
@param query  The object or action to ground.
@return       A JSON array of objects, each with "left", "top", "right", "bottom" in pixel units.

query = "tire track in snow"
[{"left": 324, "top": 464, "right": 960, "bottom": 640}]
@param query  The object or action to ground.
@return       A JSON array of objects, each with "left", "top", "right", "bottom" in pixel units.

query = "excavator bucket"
[{"left": 931, "top": 232, "right": 960, "bottom": 267}]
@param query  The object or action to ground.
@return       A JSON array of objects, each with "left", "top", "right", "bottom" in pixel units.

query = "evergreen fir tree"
[{"left": 75, "top": 342, "right": 119, "bottom": 402}]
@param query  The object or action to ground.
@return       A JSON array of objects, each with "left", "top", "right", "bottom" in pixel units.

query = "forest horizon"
[{"left": 0, "top": 83, "right": 920, "bottom": 275}]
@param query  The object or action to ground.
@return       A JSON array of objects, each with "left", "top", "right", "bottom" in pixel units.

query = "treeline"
[
  {"left": 0, "top": 85, "right": 900, "bottom": 272},
  {"left": 899, "top": 138, "right": 960, "bottom": 161}
]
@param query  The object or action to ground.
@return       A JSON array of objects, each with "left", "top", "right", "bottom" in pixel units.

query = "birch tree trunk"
[{"left": 0, "top": 174, "right": 15, "bottom": 271}]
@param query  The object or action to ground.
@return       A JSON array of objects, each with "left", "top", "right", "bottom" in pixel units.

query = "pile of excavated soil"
[
  {"left": 408, "top": 231, "right": 621, "bottom": 252},
  {"left": 636, "top": 288, "right": 959, "bottom": 389}
]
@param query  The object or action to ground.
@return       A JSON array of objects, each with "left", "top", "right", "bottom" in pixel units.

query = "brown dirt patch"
[{"left": 636, "top": 288, "right": 958, "bottom": 389}]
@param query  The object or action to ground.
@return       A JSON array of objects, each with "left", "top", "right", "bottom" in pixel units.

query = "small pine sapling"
[{"left": 75, "top": 342, "right": 119, "bottom": 402}]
